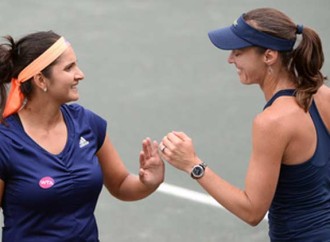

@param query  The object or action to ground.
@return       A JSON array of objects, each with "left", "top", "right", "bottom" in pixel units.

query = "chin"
[
  {"left": 239, "top": 79, "right": 248, "bottom": 85},
  {"left": 68, "top": 95, "right": 79, "bottom": 102},
  {"left": 239, "top": 78, "right": 254, "bottom": 85}
]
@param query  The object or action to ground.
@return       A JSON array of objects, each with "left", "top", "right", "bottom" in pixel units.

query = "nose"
[
  {"left": 76, "top": 66, "right": 85, "bottom": 81},
  {"left": 227, "top": 51, "right": 235, "bottom": 64}
]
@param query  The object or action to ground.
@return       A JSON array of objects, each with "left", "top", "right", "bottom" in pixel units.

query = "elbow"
[
  {"left": 244, "top": 213, "right": 266, "bottom": 227},
  {"left": 238, "top": 198, "right": 268, "bottom": 226},
  {"left": 246, "top": 218, "right": 263, "bottom": 227}
]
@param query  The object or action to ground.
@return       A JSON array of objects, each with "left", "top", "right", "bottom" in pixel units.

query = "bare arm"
[
  {"left": 0, "top": 179, "right": 4, "bottom": 207},
  {"left": 161, "top": 113, "right": 286, "bottom": 225},
  {"left": 97, "top": 134, "right": 164, "bottom": 201}
]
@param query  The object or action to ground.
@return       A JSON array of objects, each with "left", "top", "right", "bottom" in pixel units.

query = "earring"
[
  {"left": 43, "top": 87, "right": 47, "bottom": 92},
  {"left": 268, "top": 66, "right": 273, "bottom": 75}
]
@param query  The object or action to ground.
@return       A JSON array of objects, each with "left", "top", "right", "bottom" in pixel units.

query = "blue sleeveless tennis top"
[{"left": 265, "top": 90, "right": 330, "bottom": 241}]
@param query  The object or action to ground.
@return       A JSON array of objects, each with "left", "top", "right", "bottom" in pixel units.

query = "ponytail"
[
  {"left": 244, "top": 8, "right": 326, "bottom": 112},
  {"left": 0, "top": 35, "right": 17, "bottom": 122},
  {"left": 289, "top": 27, "right": 326, "bottom": 111}
]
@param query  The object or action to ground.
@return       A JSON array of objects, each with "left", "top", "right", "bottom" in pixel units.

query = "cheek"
[
  {"left": 247, "top": 59, "right": 265, "bottom": 76},
  {"left": 239, "top": 65, "right": 262, "bottom": 84}
]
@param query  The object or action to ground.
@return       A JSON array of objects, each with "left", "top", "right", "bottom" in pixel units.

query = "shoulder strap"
[{"left": 263, "top": 89, "right": 296, "bottom": 110}]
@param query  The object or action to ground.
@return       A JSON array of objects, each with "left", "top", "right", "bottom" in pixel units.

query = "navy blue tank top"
[{"left": 265, "top": 90, "right": 330, "bottom": 241}]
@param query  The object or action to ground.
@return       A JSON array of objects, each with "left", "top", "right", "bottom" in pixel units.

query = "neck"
[
  {"left": 260, "top": 68, "right": 296, "bottom": 101},
  {"left": 18, "top": 102, "right": 63, "bottom": 130}
]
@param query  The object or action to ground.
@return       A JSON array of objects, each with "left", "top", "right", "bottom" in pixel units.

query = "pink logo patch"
[{"left": 39, "top": 176, "right": 55, "bottom": 189}]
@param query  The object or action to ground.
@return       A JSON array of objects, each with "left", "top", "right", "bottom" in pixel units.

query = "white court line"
[
  {"left": 157, "top": 183, "right": 221, "bottom": 208},
  {"left": 157, "top": 182, "right": 268, "bottom": 221}
]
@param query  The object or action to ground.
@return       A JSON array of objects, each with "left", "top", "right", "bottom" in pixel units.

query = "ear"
[
  {"left": 263, "top": 49, "right": 278, "bottom": 66},
  {"left": 32, "top": 73, "right": 48, "bottom": 91}
]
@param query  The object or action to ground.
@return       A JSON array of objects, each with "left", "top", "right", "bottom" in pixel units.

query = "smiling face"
[
  {"left": 227, "top": 47, "right": 268, "bottom": 86},
  {"left": 45, "top": 46, "right": 85, "bottom": 104}
]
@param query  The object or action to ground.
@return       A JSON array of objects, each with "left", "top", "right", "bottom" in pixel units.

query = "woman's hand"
[
  {"left": 139, "top": 138, "right": 165, "bottom": 188},
  {"left": 159, "top": 131, "right": 198, "bottom": 173}
]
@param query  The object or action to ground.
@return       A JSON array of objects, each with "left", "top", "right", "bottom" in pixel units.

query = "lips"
[{"left": 71, "top": 84, "right": 78, "bottom": 90}]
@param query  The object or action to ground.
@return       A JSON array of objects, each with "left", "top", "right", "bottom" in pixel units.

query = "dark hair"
[
  {"left": 245, "top": 8, "right": 326, "bottom": 111},
  {"left": 0, "top": 30, "right": 61, "bottom": 119}
]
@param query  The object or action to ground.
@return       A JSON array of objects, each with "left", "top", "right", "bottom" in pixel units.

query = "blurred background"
[{"left": 1, "top": 0, "right": 329, "bottom": 241}]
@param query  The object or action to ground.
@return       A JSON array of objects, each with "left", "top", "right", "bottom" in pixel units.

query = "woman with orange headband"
[{"left": 0, "top": 31, "right": 164, "bottom": 241}]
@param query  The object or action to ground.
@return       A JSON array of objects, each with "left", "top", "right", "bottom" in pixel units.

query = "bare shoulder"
[
  {"left": 252, "top": 97, "right": 306, "bottom": 145},
  {"left": 315, "top": 84, "right": 330, "bottom": 101},
  {"left": 253, "top": 93, "right": 318, "bottom": 165},
  {"left": 252, "top": 110, "right": 288, "bottom": 151},
  {"left": 314, "top": 84, "right": 330, "bottom": 130},
  {"left": 254, "top": 97, "right": 300, "bottom": 131}
]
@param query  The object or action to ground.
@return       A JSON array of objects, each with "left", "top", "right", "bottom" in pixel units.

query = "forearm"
[
  {"left": 195, "top": 163, "right": 265, "bottom": 225},
  {"left": 161, "top": 131, "right": 276, "bottom": 225},
  {"left": 114, "top": 173, "right": 160, "bottom": 201}
]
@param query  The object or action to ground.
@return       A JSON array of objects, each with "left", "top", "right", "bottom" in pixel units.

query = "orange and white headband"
[{"left": 3, "top": 36, "right": 69, "bottom": 118}]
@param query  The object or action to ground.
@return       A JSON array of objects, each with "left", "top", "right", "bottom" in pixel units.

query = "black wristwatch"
[{"left": 190, "top": 162, "right": 207, "bottom": 179}]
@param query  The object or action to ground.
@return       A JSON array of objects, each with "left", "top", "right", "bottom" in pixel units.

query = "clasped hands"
[
  {"left": 158, "top": 131, "right": 199, "bottom": 174},
  {"left": 139, "top": 131, "right": 198, "bottom": 187}
]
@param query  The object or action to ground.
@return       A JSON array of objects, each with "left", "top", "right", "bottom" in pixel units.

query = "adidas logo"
[{"left": 79, "top": 136, "right": 89, "bottom": 148}]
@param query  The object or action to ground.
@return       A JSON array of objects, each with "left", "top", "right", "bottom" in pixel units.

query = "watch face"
[
  {"left": 192, "top": 166, "right": 204, "bottom": 178},
  {"left": 193, "top": 166, "right": 203, "bottom": 176},
  {"left": 191, "top": 163, "right": 207, "bottom": 179}
]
